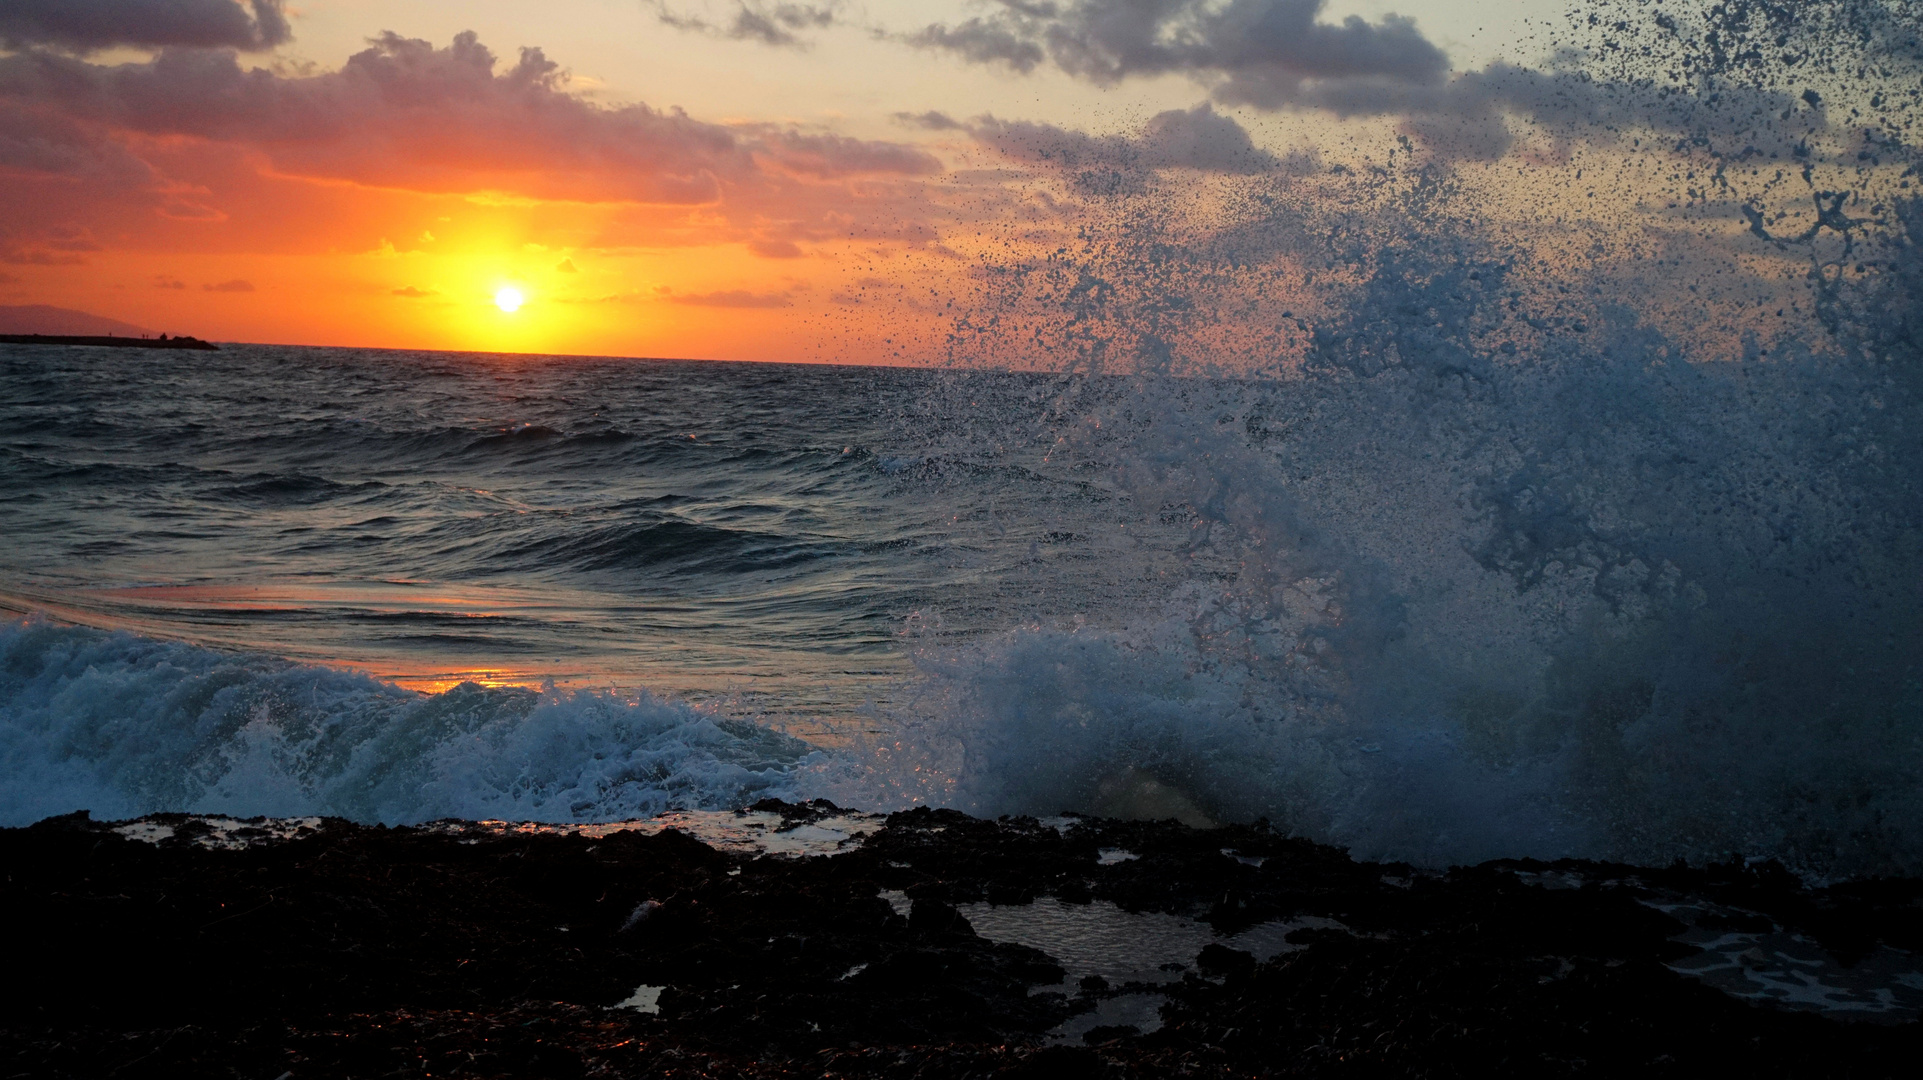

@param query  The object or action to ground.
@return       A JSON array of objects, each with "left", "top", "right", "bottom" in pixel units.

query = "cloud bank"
[
  {"left": 647, "top": 0, "right": 1452, "bottom": 107},
  {"left": 963, "top": 102, "right": 1279, "bottom": 179},
  {"left": 649, "top": 2, "right": 841, "bottom": 49},
  {"left": 903, "top": 0, "right": 1450, "bottom": 105},
  {"left": 653, "top": 0, "right": 1878, "bottom": 167},
  {"left": 0, "top": 30, "right": 940, "bottom": 206},
  {"left": 0, "top": 0, "right": 292, "bottom": 54}
]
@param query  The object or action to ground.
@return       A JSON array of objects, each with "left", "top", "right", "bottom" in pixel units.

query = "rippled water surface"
[{"left": 0, "top": 348, "right": 1181, "bottom": 726}]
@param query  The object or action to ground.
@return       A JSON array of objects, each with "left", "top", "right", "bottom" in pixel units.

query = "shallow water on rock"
[
  {"left": 95, "top": 810, "right": 1923, "bottom": 1025},
  {"left": 109, "top": 808, "right": 886, "bottom": 857},
  {"left": 951, "top": 896, "right": 1344, "bottom": 1041}
]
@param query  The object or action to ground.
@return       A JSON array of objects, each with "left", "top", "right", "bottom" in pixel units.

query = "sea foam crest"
[
  {"left": 852, "top": 258, "right": 1923, "bottom": 877},
  {"left": 0, "top": 619, "right": 812, "bottom": 827}
]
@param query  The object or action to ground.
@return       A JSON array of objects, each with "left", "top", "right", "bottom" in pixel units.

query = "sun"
[{"left": 494, "top": 286, "right": 524, "bottom": 313}]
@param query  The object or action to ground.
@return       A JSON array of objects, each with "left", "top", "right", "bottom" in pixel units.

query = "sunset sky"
[{"left": 0, "top": 1, "right": 1832, "bottom": 363}]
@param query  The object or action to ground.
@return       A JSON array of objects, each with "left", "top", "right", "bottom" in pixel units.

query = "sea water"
[{"left": 3, "top": 1, "right": 1920, "bottom": 879}]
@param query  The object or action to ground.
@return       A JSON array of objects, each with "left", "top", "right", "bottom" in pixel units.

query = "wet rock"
[
  {"left": 1010, "top": 1044, "right": 1108, "bottom": 1077},
  {"left": 910, "top": 897, "right": 977, "bottom": 937},
  {"left": 1, "top": 805, "right": 1919, "bottom": 1078},
  {"left": 1195, "top": 943, "right": 1255, "bottom": 978}
]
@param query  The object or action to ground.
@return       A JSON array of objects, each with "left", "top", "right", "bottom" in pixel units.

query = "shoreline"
[{"left": 4, "top": 803, "right": 1919, "bottom": 1077}]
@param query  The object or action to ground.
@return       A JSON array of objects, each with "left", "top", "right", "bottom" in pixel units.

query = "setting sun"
[{"left": 5, "top": 2, "right": 1923, "bottom": 1071}]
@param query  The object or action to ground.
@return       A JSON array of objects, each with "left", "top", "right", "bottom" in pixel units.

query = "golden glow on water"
[{"left": 0, "top": 579, "right": 906, "bottom": 736}]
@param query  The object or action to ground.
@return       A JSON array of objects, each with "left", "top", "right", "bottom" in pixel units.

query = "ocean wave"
[
  {"left": 463, "top": 422, "right": 637, "bottom": 453},
  {"left": 484, "top": 516, "right": 843, "bottom": 575},
  {"left": 210, "top": 472, "right": 389, "bottom": 505},
  {"left": 0, "top": 619, "right": 815, "bottom": 827}
]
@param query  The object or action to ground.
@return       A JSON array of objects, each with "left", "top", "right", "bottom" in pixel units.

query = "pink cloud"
[{"left": 0, "top": 32, "right": 941, "bottom": 208}]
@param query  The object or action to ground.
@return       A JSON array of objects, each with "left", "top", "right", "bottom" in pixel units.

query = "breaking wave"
[
  {"left": 0, "top": 619, "right": 813, "bottom": 827},
  {"left": 839, "top": 0, "right": 1923, "bottom": 878},
  {"left": 4, "top": 1, "right": 1922, "bottom": 882}
]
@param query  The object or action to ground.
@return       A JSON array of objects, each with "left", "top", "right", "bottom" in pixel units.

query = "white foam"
[
  {"left": 839, "top": 329, "right": 1923, "bottom": 879},
  {"left": 0, "top": 620, "right": 817, "bottom": 827},
  {"left": 113, "top": 815, "right": 326, "bottom": 849},
  {"left": 447, "top": 808, "right": 886, "bottom": 857}
]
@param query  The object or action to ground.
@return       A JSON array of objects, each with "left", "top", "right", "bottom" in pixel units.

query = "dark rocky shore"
[{"left": 4, "top": 802, "right": 1920, "bottom": 1078}]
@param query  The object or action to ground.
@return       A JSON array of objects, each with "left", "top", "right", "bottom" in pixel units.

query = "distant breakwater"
[{"left": 0, "top": 334, "right": 217, "bottom": 351}]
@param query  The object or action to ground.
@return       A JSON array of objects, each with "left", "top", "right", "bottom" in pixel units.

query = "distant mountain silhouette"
[{"left": 0, "top": 305, "right": 151, "bottom": 336}]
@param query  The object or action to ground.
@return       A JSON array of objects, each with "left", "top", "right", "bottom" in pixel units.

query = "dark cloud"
[
  {"left": 0, "top": 97, "right": 160, "bottom": 186},
  {"left": 650, "top": 2, "right": 839, "bottom": 49},
  {"left": 1290, "top": 60, "right": 1811, "bottom": 162},
  {"left": 1277, "top": 1, "right": 1906, "bottom": 162},
  {"left": 555, "top": 258, "right": 578, "bottom": 273},
  {"left": 203, "top": 278, "right": 254, "bottom": 292},
  {"left": 971, "top": 103, "right": 1277, "bottom": 177},
  {"left": 902, "top": 19, "right": 1047, "bottom": 73},
  {"left": 391, "top": 286, "right": 436, "bottom": 297},
  {"left": 1137, "top": 102, "right": 1276, "bottom": 172},
  {"left": 0, "top": 0, "right": 291, "bottom": 54},
  {"left": 748, "top": 238, "right": 803, "bottom": 258},
  {"left": 905, "top": 4, "right": 1825, "bottom": 165},
  {"left": 154, "top": 275, "right": 186, "bottom": 289},
  {"left": 902, "top": 0, "right": 1449, "bottom": 102},
  {"left": 0, "top": 31, "right": 939, "bottom": 205}
]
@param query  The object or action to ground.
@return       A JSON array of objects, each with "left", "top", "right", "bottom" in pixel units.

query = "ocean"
[
  {"left": 5, "top": 319, "right": 1919, "bottom": 880},
  {"left": 4, "top": 2, "right": 1921, "bottom": 881},
  {"left": 0, "top": 348, "right": 1220, "bottom": 825}
]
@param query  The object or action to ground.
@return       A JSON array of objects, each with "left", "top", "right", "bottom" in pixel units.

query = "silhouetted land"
[
  {"left": 0, "top": 333, "right": 217, "bottom": 350},
  {"left": 4, "top": 803, "right": 1919, "bottom": 1078}
]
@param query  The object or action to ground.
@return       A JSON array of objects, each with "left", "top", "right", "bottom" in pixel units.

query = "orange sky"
[
  {"left": 0, "top": 20, "right": 971, "bottom": 362},
  {"left": 0, "top": 2, "right": 1884, "bottom": 364}
]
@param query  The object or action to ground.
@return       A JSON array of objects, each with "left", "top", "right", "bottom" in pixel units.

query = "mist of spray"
[{"left": 847, "top": 0, "right": 1923, "bottom": 878}]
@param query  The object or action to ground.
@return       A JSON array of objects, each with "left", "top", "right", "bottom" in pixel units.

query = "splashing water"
[
  {"left": 839, "top": 1, "right": 1923, "bottom": 877},
  {"left": 3, "top": 2, "right": 1921, "bottom": 879}
]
